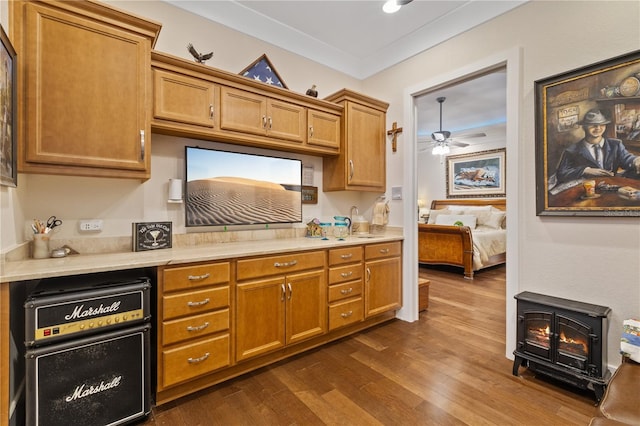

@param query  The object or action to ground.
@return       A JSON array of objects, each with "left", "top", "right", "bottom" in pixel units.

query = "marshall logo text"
[
  {"left": 64, "top": 301, "right": 121, "bottom": 321},
  {"left": 65, "top": 376, "right": 122, "bottom": 402}
]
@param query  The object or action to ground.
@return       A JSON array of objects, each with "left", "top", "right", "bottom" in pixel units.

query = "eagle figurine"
[
  {"left": 187, "top": 43, "right": 213, "bottom": 64},
  {"left": 306, "top": 84, "right": 318, "bottom": 98}
]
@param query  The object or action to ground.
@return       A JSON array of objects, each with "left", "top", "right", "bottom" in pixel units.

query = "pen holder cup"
[{"left": 32, "top": 234, "right": 50, "bottom": 259}]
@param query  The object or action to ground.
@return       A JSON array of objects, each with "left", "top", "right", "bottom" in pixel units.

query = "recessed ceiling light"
[{"left": 383, "top": 0, "right": 413, "bottom": 14}]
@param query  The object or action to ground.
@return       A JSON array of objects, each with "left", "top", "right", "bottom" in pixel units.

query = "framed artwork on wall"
[
  {"left": 239, "top": 54, "right": 288, "bottom": 89},
  {"left": 446, "top": 148, "right": 506, "bottom": 198},
  {"left": 0, "top": 24, "right": 16, "bottom": 187},
  {"left": 535, "top": 50, "right": 640, "bottom": 216}
]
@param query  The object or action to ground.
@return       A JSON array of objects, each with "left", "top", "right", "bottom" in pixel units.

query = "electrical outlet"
[{"left": 79, "top": 219, "right": 103, "bottom": 232}]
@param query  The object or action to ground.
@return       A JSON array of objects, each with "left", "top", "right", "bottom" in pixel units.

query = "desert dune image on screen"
[{"left": 185, "top": 147, "right": 302, "bottom": 227}]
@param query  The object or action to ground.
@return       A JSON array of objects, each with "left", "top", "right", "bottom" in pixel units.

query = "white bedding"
[{"left": 472, "top": 226, "right": 507, "bottom": 270}]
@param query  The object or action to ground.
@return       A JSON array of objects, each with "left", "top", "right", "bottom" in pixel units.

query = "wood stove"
[{"left": 513, "top": 291, "right": 611, "bottom": 401}]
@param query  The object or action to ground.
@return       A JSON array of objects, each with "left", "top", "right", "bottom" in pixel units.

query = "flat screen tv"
[{"left": 185, "top": 146, "right": 303, "bottom": 227}]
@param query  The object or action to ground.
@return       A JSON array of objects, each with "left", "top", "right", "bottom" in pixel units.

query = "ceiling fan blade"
[
  {"left": 452, "top": 132, "right": 486, "bottom": 139},
  {"left": 450, "top": 140, "right": 469, "bottom": 148}
]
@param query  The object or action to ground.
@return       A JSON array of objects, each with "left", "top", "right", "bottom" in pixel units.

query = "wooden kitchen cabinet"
[
  {"left": 150, "top": 51, "right": 341, "bottom": 156},
  {"left": 307, "top": 108, "right": 341, "bottom": 151},
  {"left": 323, "top": 89, "right": 389, "bottom": 192},
  {"left": 364, "top": 242, "right": 402, "bottom": 317},
  {"left": 153, "top": 68, "right": 219, "bottom": 130},
  {"left": 235, "top": 250, "right": 327, "bottom": 362},
  {"left": 10, "top": 0, "right": 161, "bottom": 179},
  {"left": 220, "top": 86, "right": 306, "bottom": 143},
  {"left": 327, "top": 246, "right": 364, "bottom": 330},
  {"left": 157, "top": 262, "right": 231, "bottom": 394}
]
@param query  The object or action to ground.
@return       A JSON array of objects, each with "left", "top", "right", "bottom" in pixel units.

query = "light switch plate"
[{"left": 391, "top": 186, "right": 402, "bottom": 200}]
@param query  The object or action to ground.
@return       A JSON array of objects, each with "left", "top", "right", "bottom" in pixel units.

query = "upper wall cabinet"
[
  {"left": 151, "top": 51, "right": 342, "bottom": 156},
  {"left": 10, "top": 0, "right": 161, "bottom": 179},
  {"left": 323, "top": 89, "right": 389, "bottom": 192}
]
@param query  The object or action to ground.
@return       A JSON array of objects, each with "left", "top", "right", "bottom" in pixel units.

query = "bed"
[{"left": 418, "top": 198, "right": 506, "bottom": 279}]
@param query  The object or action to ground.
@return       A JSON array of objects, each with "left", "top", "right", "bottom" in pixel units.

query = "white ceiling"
[
  {"left": 165, "top": 0, "right": 519, "bottom": 146},
  {"left": 164, "top": 0, "right": 526, "bottom": 79}
]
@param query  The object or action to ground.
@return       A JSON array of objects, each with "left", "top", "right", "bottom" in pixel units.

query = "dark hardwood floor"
[{"left": 142, "top": 265, "right": 599, "bottom": 425}]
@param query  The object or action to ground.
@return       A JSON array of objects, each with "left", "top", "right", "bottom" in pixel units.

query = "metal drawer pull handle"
[
  {"left": 274, "top": 260, "right": 298, "bottom": 268},
  {"left": 309, "top": 125, "right": 314, "bottom": 137},
  {"left": 188, "top": 273, "right": 211, "bottom": 281},
  {"left": 209, "top": 104, "right": 214, "bottom": 119},
  {"left": 187, "top": 352, "right": 210, "bottom": 364},
  {"left": 340, "top": 253, "right": 353, "bottom": 259},
  {"left": 349, "top": 160, "right": 354, "bottom": 180},
  {"left": 379, "top": 248, "right": 390, "bottom": 254},
  {"left": 340, "top": 288, "right": 353, "bottom": 295},
  {"left": 341, "top": 311, "right": 353, "bottom": 318},
  {"left": 340, "top": 271, "right": 353, "bottom": 278},
  {"left": 288, "top": 282, "right": 292, "bottom": 300},
  {"left": 187, "top": 298, "right": 210, "bottom": 307},
  {"left": 187, "top": 322, "right": 210, "bottom": 332}
]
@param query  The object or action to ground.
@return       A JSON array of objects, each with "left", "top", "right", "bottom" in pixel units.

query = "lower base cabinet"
[
  {"left": 235, "top": 251, "right": 327, "bottom": 362},
  {"left": 155, "top": 242, "right": 401, "bottom": 405}
]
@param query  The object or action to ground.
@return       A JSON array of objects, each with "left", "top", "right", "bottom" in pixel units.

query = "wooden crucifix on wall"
[{"left": 387, "top": 122, "right": 403, "bottom": 153}]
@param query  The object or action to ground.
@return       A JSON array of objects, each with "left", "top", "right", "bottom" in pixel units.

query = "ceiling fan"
[{"left": 418, "top": 97, "right": 486, "bottom": 154}]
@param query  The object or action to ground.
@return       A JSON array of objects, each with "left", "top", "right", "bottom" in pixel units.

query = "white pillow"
[
  {"left": 464, "top": 208, "right": 492, "bottom": 226},
  {"left": 427, "top": 209, "right": 450, "bottom": 224},
  {"left": 485, "top": 212, "right": 506, "bottom": 229},
  {"left": 434, "top": 214, "right": 477, "bottom": 228}
]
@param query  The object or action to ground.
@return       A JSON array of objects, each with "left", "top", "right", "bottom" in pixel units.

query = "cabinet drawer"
[
  {"left": 163, "top": 286, "right": 229, "bottom": 320},
  {"left": 328, "top": 264, "right": 363, "bottom": 285},
  {"left": 163, "top": 309, "right": 229, "bottom": 346},
  {"left": 328, "top": 280, "right": 362, "bottom": 303},
  {"left": 237, "top": 250, "right": 325, "bottom": 280},
  {"left": 162, "top": 334, "right": 230, "bottom": 388},
  {"left": 328, "top": 298, "right": 364, "bottom": 330},
  {"left": 163, "top": 262, "right": 230, "bottom": 292},
  {"left": 364, "top": 242, "right": 401, "bottom": 260},
  {"left": 328, "top": 246, "right": 363, "bottom": 266}
]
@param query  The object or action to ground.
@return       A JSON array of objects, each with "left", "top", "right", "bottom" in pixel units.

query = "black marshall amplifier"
[
  {"left": 24, "top": 276, "right": 150, "bottom": 347},
  {"left": 24, "top": 271, "right": 152, "bottom": 426},
  {"left": 25, "top": 325, "right": 150, "bottom": 426}
]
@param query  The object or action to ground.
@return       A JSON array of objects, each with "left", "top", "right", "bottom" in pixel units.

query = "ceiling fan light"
[{"left": 383, "top": 0, "right": 401, "bottom": 14}]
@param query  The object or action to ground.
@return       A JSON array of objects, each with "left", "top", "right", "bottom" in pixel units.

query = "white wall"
[{"left": 363, "top": 0, "right": 640, "bottom": 365}]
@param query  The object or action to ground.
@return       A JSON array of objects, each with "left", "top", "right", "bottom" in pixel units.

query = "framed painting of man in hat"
[{"left": 535, "top": 50, "right": 640, "bottom": 216}]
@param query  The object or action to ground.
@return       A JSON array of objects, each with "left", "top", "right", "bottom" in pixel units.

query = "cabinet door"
[
  {"left": 236, "top": 277, "right": 286, "bottom": 361},
  {"left": 307, "top": 109, "right": 340, "bottom": 151},
  {"left": 286, "top": 270, "right": 327, "bottom": 345},
  {"left": 346, "top": 102, "right": 386, "bottom": 189},
  {"left": 267, "top": 99, "right": 306, "bottom": 143},
  {"left": 220, "top": 87, "right": 267, "bottom": 136},
  {"left": 153, "top": 69, "right": 218, "bottom": 129},
  {"left": 365, "top": 257, "right": 402, "bottom": 317},
  {"left": 22, "top": 2, "right": 151, "bottom": 176}
]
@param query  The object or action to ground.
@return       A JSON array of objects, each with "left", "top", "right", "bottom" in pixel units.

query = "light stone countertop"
[{"left": 1, "top": 231, "right": 403, "bottom": 283}]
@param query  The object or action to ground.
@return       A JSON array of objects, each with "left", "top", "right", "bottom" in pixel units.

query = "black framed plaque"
[{"left": 132, "top": 222, "right": 172, "bottom": 251}]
